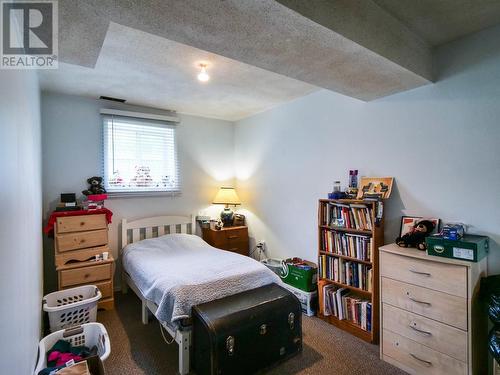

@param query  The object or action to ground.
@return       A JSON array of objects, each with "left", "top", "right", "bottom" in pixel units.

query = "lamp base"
[{"left": 220, "top": 207, "right": 234, "bottom": 227}]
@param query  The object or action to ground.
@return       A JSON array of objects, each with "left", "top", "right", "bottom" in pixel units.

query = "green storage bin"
[
  {"left": 426, "top": 234, "right": 489, "bottom": 262},
  {"left": 280, "top": 258, "right": 317, "bottom": 292}
]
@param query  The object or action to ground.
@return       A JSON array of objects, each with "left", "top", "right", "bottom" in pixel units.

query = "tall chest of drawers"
[
  {"left": 380, "top": 244, "right": 487, "bottom": 375},
  {"left": 54, "top": 213, "right": 115, "bottom": 310}
]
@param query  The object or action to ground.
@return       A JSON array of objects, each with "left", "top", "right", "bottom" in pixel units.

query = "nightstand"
[{"left": 202, "top": 226, "right": 249, "bottom": 256}]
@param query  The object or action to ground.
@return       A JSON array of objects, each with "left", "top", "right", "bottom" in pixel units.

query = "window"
[{"left": 102, "top": 111, "right": 180, "bottom": 194}]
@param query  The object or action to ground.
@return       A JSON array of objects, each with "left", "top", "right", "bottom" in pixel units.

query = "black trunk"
[{"left": 192, "top": 283, "right": 302, "bottom": 375}]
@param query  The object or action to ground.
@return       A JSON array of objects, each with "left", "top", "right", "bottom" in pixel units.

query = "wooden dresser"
[
  {"left": 379, "top": 244, "right": 487, "bottom": 375},
  {"left": 202, "top": 226, "right": 249, "bottom": 256},
  {"left": 54, "top": 213, "right": 115, "bottom": 310}
]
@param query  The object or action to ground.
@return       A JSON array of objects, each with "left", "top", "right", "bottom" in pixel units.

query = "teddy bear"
[
  {"left": 82, "top": 176, "right": 106, "bottom": 196},
  {"left": 396, "top": 220, "right": 435, "bottom": 251}
]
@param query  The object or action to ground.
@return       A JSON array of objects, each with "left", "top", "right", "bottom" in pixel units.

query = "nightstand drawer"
[
  {"left": 56, "top": 214, "right": 107, "bottom": 234},
  {"left": 383, "top": 330, "right": 467, "bottom": 375},
  {"left": 382, "top": 277, "right": 467, "bottom": 330},
  {"left": 60, "top": 263, "right": 112, "bottom": 287},
  {"left": 224, "top": 227, "right": 248, "bottom": 241},
  {"left": 383, "top": 304, "right": 467, "bottom": 361},
  {"left": 56, "top": 229, "right": 108, "bottom": 252},
  {"left": 381, "top": 251, "right": 467, "bottom": 297},
  {"left": 222, "top": 241, "right": 248, "bottom": 256}
]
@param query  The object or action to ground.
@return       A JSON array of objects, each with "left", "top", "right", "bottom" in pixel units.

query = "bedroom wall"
[
  {"left": 234, "top": 24, "right": 500, "bottom": 274},
  {"left": 0, "top": 71, "right": 43, "bottom": 374},
  {"left": 41, "top": 93, "right": 235, "bottom": 292}
]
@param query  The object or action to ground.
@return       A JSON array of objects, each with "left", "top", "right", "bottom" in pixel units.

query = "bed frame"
[{"left": 120, "top": 215, "right": 196, "bottom": 375}]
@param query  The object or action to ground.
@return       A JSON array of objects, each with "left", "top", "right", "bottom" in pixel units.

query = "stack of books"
[
  {"left": 321, "top": 231, "right": 372, "bottom": 261},
  {"left": 83, "top": 194, "right": 107, "bottom": 210},
  {"left": 323, "top": 202, "right": 373, "bottom": 230},
  {"left": 321, "top": 283, "right": 372, "bottom": 331},
  {"left": 318, "top": 255, "right": 373, "bottom": 292}
]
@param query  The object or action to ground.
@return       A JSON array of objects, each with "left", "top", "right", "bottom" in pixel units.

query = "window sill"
[{"left": 106, "top": 191, "right": 181, "bottom": 199}]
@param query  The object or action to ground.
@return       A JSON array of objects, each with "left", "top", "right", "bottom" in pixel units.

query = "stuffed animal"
[
  {"left": 82, "top": 176, "right": 106, "bottom": 196},
  {"left": 396, "top": 220, "right": 435, "bottom": 251}
]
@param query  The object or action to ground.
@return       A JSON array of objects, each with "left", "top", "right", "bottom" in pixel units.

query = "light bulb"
[{"left": 197, "top": 65, "right": 210, "bottom": 82}]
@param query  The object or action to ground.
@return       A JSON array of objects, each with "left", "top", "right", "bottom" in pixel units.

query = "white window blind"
[{"left": 102, "top": 114, "right": 180, "bottom": 194}]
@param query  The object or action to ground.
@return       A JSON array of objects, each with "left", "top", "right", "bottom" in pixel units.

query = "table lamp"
[{"left": 213, "top": 187, "right": 241, "bottom": 227}]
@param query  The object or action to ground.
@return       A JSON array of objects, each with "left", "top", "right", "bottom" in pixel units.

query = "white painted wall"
[
  {"left": 0, "top": 71, "right": 43, "bottom": 374},
  {"left": 41, "top": 93, "right": 235, "bottom": 291},
  {"left": 234, "top": 25, "right": 500, "bottom": 274}
]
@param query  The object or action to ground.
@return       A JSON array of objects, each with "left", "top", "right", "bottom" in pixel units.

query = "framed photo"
[
  {"left": 400, "top": 216, "right": 441, "bottom": 237},
  {"left": 357, "top": 177, "right": 394, "bottom": 199}
]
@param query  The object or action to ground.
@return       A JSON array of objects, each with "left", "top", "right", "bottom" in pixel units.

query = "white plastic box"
[
  {"left": 43, "top": 285, "right": 102, "bottom": 332},
  {"left": 34, "top": 323, "right": 110, "bottom": 375},
  {"left": 281, "top": 282, "right": 318, "bottom": 316}
]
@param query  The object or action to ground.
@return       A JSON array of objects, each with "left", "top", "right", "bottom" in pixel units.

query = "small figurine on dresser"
[{"left": 396, "top": 219, "right": 435, "bottom": 250}]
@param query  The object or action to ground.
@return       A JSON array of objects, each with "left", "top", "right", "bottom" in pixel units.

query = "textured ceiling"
[
  {"left": 39, "top": 23, "right": 317, "bottom": 121},
  {"left": 55, "top": 0, "right": 432, "bottom": 102},
  {"left": 372, "top": 0, "right": 500, "bottom": 46}
]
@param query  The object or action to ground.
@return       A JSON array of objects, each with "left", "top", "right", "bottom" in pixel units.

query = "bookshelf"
[{"left": 317, "top": 198, "right": 384, "bottom": 344}]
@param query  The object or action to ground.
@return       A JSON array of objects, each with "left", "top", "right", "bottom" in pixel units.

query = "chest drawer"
[
  {"left": 383, "top": 330, "right": 467, "bottom": 375},
  {"left": 380, "top": 251, "right": 467, "bottom": 297},
  {"left": 56, "top": 214, "right": 107, "bottom": 234},
  {"left": 221, "top": 241, "right": 248, "bottom": 256},
  {"left": 55, "top": 246, "right": 108, "bottom": 268},
  {"left": 382, "top": 277, "right": 467, "bottom": 330},
  {"left": 224, "top": 227, "right": 248, "bottom": 241},
  {"left": 59, "top": 263, "right": 112, "bottom": 287},
  {"left": 56, "top": 229, "right": 108, "bottom": 252},
  {"left": 383, "top": 304, "right": 467, "bottom": 361}
]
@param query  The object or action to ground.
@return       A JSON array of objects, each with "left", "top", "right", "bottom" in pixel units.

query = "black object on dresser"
[{"left": 192, "top": 283, "right": 302, "bottom": 375}]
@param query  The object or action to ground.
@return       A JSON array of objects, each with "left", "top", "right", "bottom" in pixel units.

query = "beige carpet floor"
[{"left": 98, "top": 293, "right": 405, "bottom": 375}]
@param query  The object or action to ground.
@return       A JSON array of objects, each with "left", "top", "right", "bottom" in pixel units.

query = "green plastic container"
[
  {"left": 426, "top": 234, "right": 489, "bottom": 262},
  {"left": 280, "top": 258, "right": 317, "bottom": 292}
]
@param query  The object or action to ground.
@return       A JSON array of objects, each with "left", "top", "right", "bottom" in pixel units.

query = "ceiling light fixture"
[{"left": 197, "top": 64, "right": 210, "bottom": 82}]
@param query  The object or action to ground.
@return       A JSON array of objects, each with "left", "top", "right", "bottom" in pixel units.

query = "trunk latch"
[
  {"left": 288, "top": 312, "right": 295, "bottom": 330},
  {"left": 226, "top": 336, "right": 235, "bottom": 356}
]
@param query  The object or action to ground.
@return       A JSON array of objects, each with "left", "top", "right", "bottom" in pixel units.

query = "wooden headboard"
[{"left": 121, "top": 215, "right": 196, "bottom": 249}]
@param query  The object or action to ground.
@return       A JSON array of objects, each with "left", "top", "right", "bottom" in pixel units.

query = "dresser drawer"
[
  {"left": 56, "top": 229, "right": 108, "bottom": 252},
  {"left": 383, "top": 304, "right": 467, "bottom": 361},
  {"left": 56, "top": 214, "right": 107, "bottom": 234},
  {"left": 382, "top": 277, "right": 467, "bottom": 330},
  {"left": 59, "top": 263, "right": 112, "bottom": 287},
  {"left": 383, "top": 330, "right": 467, "bottom": 375},
  {"left": 63, "top": 280, "right": 113, "bottom": 299},
  {"left": 221, "top": 241, "right": 248, "bottom": 256},
  {"left": 380, "top": 251, "right": 467, "bottom": 297},
  {"left": 224, "top": 227, "right": 248, "bottom": 241},
  {"left": 55, "top": 246, "right": 108, "bottom": 268}
]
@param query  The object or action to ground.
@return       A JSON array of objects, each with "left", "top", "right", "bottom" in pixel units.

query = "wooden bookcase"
[{"left": 317, "top": 198, "right": 384, "bottom": 344}]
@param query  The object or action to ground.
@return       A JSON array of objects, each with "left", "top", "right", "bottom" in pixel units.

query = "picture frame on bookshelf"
[
  {"left": 356, "top": 177, "right": 394, "bottom": 200},
  {"left": 399, "top": 216, "right": 440, "bottom": 237}
]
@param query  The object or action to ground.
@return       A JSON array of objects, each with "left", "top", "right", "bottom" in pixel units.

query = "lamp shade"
[{"left": 213, "top": 187, "right": 241, "bottom": 205}]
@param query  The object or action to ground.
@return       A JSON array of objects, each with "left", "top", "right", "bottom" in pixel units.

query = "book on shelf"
[
  {"left": 321, "top": 283, "right": 372, "bottom": 332},
  {"left": 318, "top": 255, "right": 373, "bottom": 292},
  {"left": 321, "top": 230, "right": 372, "bottom": 261},
  {"left": 323, "top": 202, "right": 373, "bottom": 230}
]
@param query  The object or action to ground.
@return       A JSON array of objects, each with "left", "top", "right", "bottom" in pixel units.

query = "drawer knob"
[
  {"left": 228, "top": 235, "right": 239, "bottom": 239},
  {"left": 80, "top": 222, "right": 85, "bottom": 226},
  {"left": 80, "top": 239, "right": 85, "bottom": 243},
  {"left": 409, "top": 353, "right": 432, "bottom": 367},
  {"left": 409, "top": 269, "right": 431, "bottom": 277},
  {"left": 408, "top": 323, "right": 432, "bottom": 336},
  {"left": 406, "top": 293, "right": 432, "bottom": 306},
  {"left": 84, "top": 274, "right": 90, "bottom": 278}
]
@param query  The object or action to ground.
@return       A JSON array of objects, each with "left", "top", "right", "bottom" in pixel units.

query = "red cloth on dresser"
[{"left": 44, "top": 208, "right": 113, "bottom": 234}]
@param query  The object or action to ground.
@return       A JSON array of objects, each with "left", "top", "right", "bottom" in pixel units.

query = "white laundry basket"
[
  {"left": 43, "top": 285, "right": 102, "bottom": 332},
  {"left": 33, "top": 323, "right": 111, "bottom": 375}
]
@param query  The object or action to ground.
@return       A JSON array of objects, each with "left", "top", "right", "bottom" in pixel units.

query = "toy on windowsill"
[
  {"left": 396, "top": 220, "right": 436, "bottom": 251},
  {"left": 82, "top": 176, "right": 107, "bottom": 196}
]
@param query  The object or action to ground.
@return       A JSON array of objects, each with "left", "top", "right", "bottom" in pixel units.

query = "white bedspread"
[{"left": 122, "top": 234, "right": 281, "bottom": 323}]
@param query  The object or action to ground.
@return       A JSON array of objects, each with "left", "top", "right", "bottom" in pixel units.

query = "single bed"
[{"left": 120, "top": 215, "right": 281, "bottom": 375}]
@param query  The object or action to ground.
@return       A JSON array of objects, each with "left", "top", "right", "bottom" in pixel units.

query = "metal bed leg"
[
  {"left": 142, "top": 299, "right": 149, "bottom": 325},
  {"left": 178, "top": 330, "right": 191, "bottom": 375}
]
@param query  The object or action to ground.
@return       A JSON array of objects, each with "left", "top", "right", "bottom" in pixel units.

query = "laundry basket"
[
  {"left": 43, "top": 285, "right": 102, "bottom": 332},
  {"left": 34, "top": 323, "right": 111, "bottom": 375}
]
